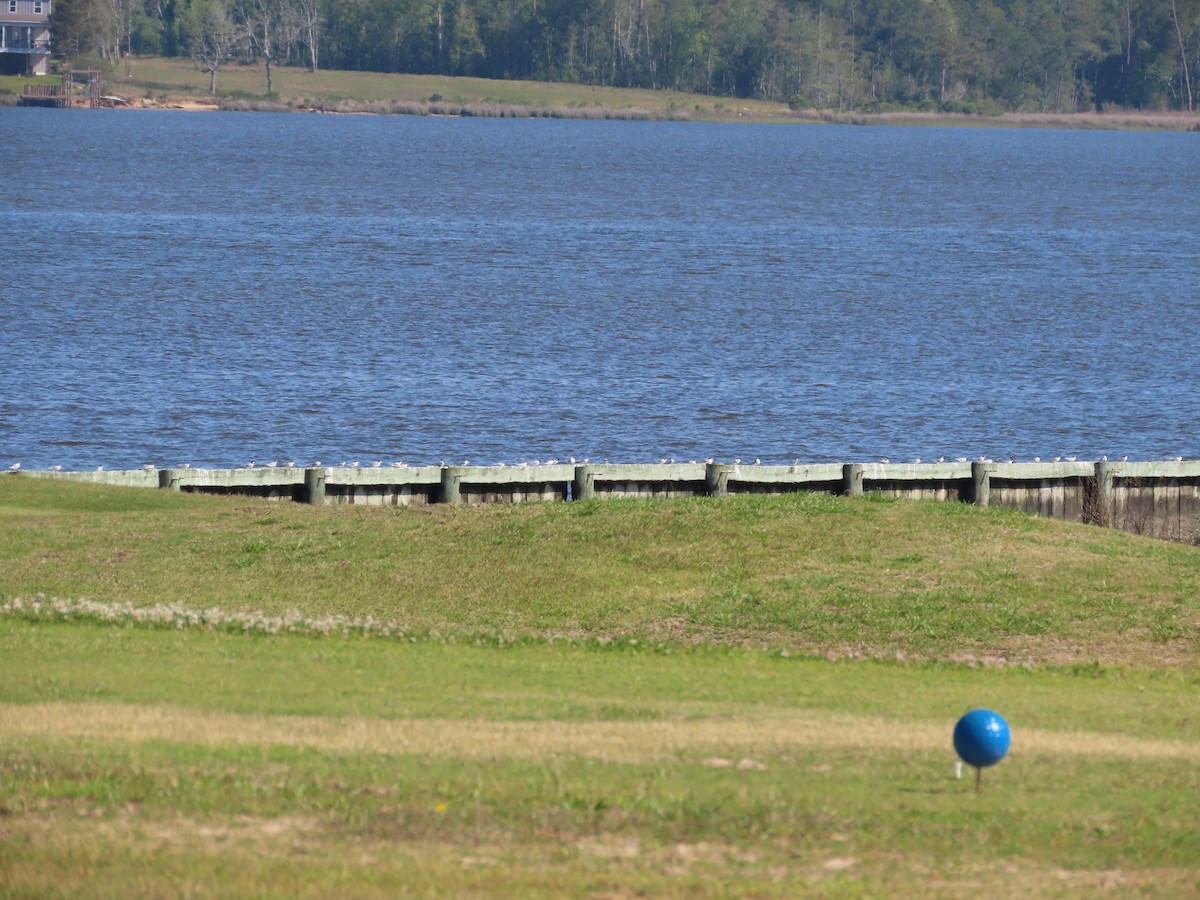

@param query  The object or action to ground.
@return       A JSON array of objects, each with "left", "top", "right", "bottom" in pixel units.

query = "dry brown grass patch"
[{"left": 4, "top": 701, "right": 1198, "bottom": 764}]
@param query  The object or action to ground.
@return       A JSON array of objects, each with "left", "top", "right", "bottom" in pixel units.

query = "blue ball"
[{"left": 953, "top": 709, "right": 1011, "bottom": 768}]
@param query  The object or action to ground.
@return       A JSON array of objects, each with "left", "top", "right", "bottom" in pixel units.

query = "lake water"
[{"left": 2, "top": 108, "right": 1198, "bottom": 470}]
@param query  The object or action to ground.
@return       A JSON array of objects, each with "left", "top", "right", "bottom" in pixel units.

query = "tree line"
[{"left": 51, "top": 0, "right": 1198, "bottom": 111}]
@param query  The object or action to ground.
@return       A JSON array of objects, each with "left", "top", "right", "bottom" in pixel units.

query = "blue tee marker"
[{"left": 953, "top": 709, "right": 1011, "bottom": 791}]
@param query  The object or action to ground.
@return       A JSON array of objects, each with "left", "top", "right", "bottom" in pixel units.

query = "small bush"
[{"left": 221, "top": 97, "right": 290, "bottom": 112}]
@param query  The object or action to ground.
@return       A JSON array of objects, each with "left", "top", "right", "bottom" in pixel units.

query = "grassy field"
[
  {"left": 0, "top": 56, "right": 788, "bottom": 120},
  {"left": 1, "top": 477, "right": 1198, "bottom": 896},
  {"left": 3, "top": 476, "right": 1198, "bottom": 664}
]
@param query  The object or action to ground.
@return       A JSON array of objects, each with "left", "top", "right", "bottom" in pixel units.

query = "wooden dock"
[
  {"left": 18, "top": 83, "right": 69, "bottom": 107},
  {"left": 14, "top": 459, "right": 1200, "bottom": 541},
  {"left": 18, "top": 70, "right": 103, "bottom": 108}
]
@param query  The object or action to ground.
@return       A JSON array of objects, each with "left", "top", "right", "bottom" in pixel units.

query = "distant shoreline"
[
  {"left": 4, "top": 60, "right": 1199, "bottom": 131},
  {"left": 12, "top": 95, "right": 1197, "bottom": 131}
]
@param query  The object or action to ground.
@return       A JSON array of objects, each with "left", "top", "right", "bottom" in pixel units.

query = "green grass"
[
  {"left": 68, "top": 55, "right": 793, "bottom": 120},
  {"left": 1, "top": 622, "right": 1198, "bottom": 736},
  {"left": 2, "top": 476, "right": 1198, "bottom": 665},
  {"left": 1, "top": 477, "right": 1198, "bottom": 895},
  {"left": 2, "top": 626, "right": 1198, "bottom": 896}
]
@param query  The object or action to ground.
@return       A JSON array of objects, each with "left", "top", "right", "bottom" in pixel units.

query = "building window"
[
  {"left": 9, "top": 1, "right": 19, "bottom": 13},
  {"left": 34, "top": 1, "right": 43, "bottom": 12}
]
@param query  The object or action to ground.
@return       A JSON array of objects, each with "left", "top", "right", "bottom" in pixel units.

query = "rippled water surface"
[{"left": 3, "top": 109, "right": 1198, "bottom": 469}]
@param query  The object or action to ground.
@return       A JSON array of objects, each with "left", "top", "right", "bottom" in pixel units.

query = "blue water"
[{"left": 2, "top": 108, "right": 1198, "bottom": 470}]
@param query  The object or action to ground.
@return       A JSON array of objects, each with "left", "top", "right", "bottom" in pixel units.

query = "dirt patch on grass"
[
  {"left": 987, "top": 634, "right": 1200, "bottom": 669},
  {"left": 0, "top": 810, "right": 324, "bottom": 859},
  {"left": 138, "top": 813, "right": 322, "bottom": 849},
  {"left": 931, "top": 860, "right": 1200, "bottom": 896}
]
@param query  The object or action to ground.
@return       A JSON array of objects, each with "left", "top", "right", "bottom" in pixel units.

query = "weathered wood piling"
[{"left": 14, "top": 459, "right": 1200, "bottom": 540}]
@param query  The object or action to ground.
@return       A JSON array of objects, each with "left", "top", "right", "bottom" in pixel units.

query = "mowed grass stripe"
[{"left": 4, "top": 701, "right": 1197, "bottom": 763}]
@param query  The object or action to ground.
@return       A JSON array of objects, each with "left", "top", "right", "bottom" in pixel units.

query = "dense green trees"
[{"left": 51, "top": 0, "right": 1200, "bottom": 110}]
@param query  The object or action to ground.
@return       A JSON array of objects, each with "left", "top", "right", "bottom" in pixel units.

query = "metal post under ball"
[{"left": 953, "top": 709, "right": 1011, "bottom": 792}]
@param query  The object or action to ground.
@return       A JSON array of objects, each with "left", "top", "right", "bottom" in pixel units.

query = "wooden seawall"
[{"left": 14, "top": 460, "right": 1200, "bottom": 540}]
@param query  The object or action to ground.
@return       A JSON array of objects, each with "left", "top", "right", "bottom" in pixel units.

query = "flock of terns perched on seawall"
[{"left": 5, "top": 455, "right": 1190, "bottom": 473}]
